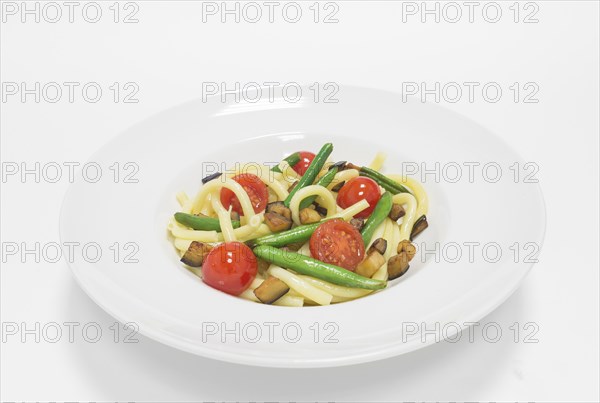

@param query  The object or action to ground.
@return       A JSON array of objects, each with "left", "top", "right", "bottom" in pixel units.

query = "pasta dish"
[{"left": 168, "top": 143, "right": 429, "bottom": 307}]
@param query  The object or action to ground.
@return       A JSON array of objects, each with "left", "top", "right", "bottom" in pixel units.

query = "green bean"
[
  {"left": 247, "top": 221, "right": 324, "bottom": 247},
  {"left": 253, "top": 245, "right": 387, "bottom": 290},
  {"left": 361, "top": 192, "right": 392, "bottom": 245},
  {"left": 174, "top": 212, "right": 240, "bottom": 232},
  {"left": 298, "top": 166, "right": 339, "bottom": 210},
  {"left": 271, "top": 152, "right": 301, "bottom": 173},
  {"left": 354, "top": 165, "right": 411, "bottom": 194},
  {"left": 284, "top": 143, "right": 333, "bottom": 207}
]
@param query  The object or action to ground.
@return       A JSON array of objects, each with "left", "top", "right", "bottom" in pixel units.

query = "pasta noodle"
[
  {"left": 176, "top": 191, "right": 192, "bottom": 213},
  {"left": 392, "top": 192, "right": 418, "bottom": 241},
  {"left": 278, "top": 161, "right": 301, "bottom": 183},
  {"left": 333, "top": 199, "right": 370, "bottom": 221},
  {"left": 368, "top": 152, "right": 387, "bottom": 171},
  {"left": 299, "top": 276, "right": 372, "bottom": 299},
  {"left": 190, "top": 178, "right": 256, "bottom": 218},
  {"left": 174, "top": 238, "right": 193, "bottom": 252},
  {"left": 288, "top": 185, "right": 337, "bottom": 226},
  {"left": 387, "top": 174, "right": 428, "bottom": 219},
  {"left": 240, "top": 287, "right": 304, "bottom": 307},
  {"left": 327, "top": 169, "right": 359, "bottom": 190},
  {"left": 210, "top": 190, "right": 238, "bottom": 242},
  {"left": 268, "top": 265, "right": 333, "bottom": 306}
]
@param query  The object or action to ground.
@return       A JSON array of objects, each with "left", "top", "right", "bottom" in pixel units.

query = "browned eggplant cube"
[
  {"left": 387, "top": 253, "right": 410, "bottom": 280},
  {"left": 264, "top": 212, "right": 293, "bottom": 232},
  {"left": 388, "top": 203, "right": 406, "bottom": 221},
  {"left": 368, "top": 238, "right": 387, "bottom": 255},
  {"left": 254, "top": 277, "right": 290, "bottom": 304},
  {"left": 180, "top": 241, "right": 213, "bottom": 267}
]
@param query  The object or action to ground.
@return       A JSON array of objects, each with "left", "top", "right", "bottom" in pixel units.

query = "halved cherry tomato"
[
  {"left": 202, "top": 242, "right": 257, "bottom": 295},
  {"left": 220, "top": 173, "right": 268, "bottom": 216},
  {"left": 292, "top": 151, "right": 316, "bottom": 176},
  {"left": 309, "top": 219, "right": 365, "bottom": 271},
  {"left": 336, "top": 177, "right": 381, "bottom": 218}
]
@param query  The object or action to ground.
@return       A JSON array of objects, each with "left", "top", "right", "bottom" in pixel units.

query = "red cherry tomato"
[
  {"left": 292, "top": 151, "right": 316, "bottom": 176},
  {"left": 220, "top": 173, "right": 268, "bottom": 216},
  {"left": 309, "top": 219, "right": 365, "bottom": 271},
  {"left": 336, "top": 177, "right": 381, "bottom": 218},
  {"left": 202, "top": 242, "right": 257, "bottom": 296}
]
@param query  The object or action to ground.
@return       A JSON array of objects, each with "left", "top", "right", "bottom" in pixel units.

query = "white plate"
[{"left": 60, "top": 86, "right": 545, "bottom": 367}]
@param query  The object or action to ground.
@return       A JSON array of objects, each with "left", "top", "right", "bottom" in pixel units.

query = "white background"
[{"left": 1, "top": 1, "right": 599, "bottom": 401}]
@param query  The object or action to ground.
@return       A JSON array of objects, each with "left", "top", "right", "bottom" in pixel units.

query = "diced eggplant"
[
  {"left": 330, "top": 181, "right": 345, "bottom": 192},
  {"left": 388, "top": 203, "right": 406, "bottom": 221},
  {"left": 410, "top": 216, "right": 428, "bottom": 240},
  {"left": 299, "top": 208, "right": 321, "bottom": 225},
  {"left": 329, "top": 160, "right": 348, "bottom": 171},
  {"left": 266, "top": 201, "right": 292, "bottom": 220},
  {"left": 256, "top": 258, "right": 270, "bottom": 276},
  {"left": 368, "top": 238, "right": 387, "bottom": 255},
  {"left": 284, "top": 242, "right": 304, "bottom": 251},
  {"left": 264, "top": 212, "right": 293, "bottom": 232},
  {"left": 201, "top": 172, "right": 222, "bottom": 184},
  {"left": 349, "top": 218, "right": 365, "bottom": 232},
  {"left": 254, "top": 276, "right": 290, "bottom": 304},
  {"left": 180, "top": 241, "right": 213, "bottom": 267},
  {"left": 313, "top": 203, "right": 328, "bottom": 216},
  {"left": 397, "top": 239, "right": 417, "bottom": 261},
  {"left": 387, "top": 253, "right": 410, "bottom": 280},
  {"left": 356, "top": 250, "right": 386, "bottom": 278}
]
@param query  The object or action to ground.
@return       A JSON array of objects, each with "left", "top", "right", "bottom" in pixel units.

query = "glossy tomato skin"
[
  {"left": 336, "top": 177, "right": 381, "bottom": 218},
  {"left": 309, "top": 219, "right": 365, "bottom": 271},
  {"left": 292, "top": 151, "right": 316, "bottom": 176},
  {"left": 220, "top": 173, "right": 268, "bottom": 216},
  {"left": 202, "top": 242, "right": 257, "bottom": 296}
]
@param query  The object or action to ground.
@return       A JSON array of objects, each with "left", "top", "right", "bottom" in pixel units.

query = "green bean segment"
[
  {"left": 271, "top": 152, "right": 301, "bottom": 173},
  {"left": 174, "top": 212, "right": 240, "bottom": 232},
  {"left": 253, "top": 245, "right": 387, "bottom": 290},
  {"left": 359, "top": 166, "right": 411, "bottom": 194},
  {"left": 361, "top": 192, "right": 392, "bottom": 245},
  {"left": 248, "top": 221, "right": 324, "bottom": 247},
  {"left": 284, "top": 143, "right": 334, "bottom": 207}
]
